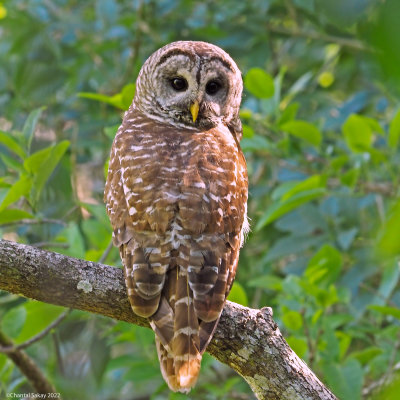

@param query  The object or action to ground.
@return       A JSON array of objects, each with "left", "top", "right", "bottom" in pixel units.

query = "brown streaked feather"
[{"left": 104, "top": 73, "right": 247, "bottom": 392}]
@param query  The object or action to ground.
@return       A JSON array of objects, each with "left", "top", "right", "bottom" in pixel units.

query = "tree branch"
[
  {"left": 0, "top": 330, "right": 59, "bottom": 395},
  {"left": 266, "top": 23, "right": 371, "bottom": 52},
  {"left": 0, "top": 218, "right": 67, "bottom": 228},
  {"left": 0, "top": 239, "right": 337, "bottom": 400},
  {"left": 0, "top": 309, "right": 71, "bottom": 353}
]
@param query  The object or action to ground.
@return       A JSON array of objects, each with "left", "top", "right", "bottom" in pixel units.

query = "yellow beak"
[{"left": 190, "top": 101, "right": 199, "bottom": 123}]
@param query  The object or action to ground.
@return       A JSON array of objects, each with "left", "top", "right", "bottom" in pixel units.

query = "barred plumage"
[{"left": 104, "top": 41, "right": 248, "bottom": 392}]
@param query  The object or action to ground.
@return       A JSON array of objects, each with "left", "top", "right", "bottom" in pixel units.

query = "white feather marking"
[
  {"left": 129, "top": 206, "right": 137, "bottom": 216},
  {"left": 173, "top": 326, "right": 198, "bottom": 338},
  {"left": 210, "top": 193, "right": 220, "bottom": 202},
  {"left": 175, "top": 296, "right": 193, "bottom": 306},
  {"left": 193, "top": 181, "right": 206, "bottom": 189},
  {"left": 174, "top": 353, "right": 202, "bottom": 361},
  {"left": 130, "top": 145, "right": 144, "bottom": 151}
]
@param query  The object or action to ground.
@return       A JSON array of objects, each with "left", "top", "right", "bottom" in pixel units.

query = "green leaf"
[
  {"left": 287, "top": 71, "right": 313, "bottom": 99},
  {"left": 311, "top": 309, "right": 323, "bottom": 325},
  {"left": 85, "top": 249, "right": 104, "bottom": 262},
  {"left": 240, "top": 135, "right": 271, "bottom": 152},
  {"left": 239, "top": 109, "right": 252, "bottom": 120},
  {"left": 0, "top": 153, "right": 25, "bottom": 173},
  {"left": 0, "top": 174, "right": 32, "bottom": 212},
  {"left": 277, "top": 102, "right": 299, "bottom": 126},
  {"left": 324, "top": 314, "right": 354, "bottom": 330},
  {"left": 16, "top": 301, "right": 65, "bottom": 343},
  {"left": 300, "top": 281, "right": 340, "bottom": 308},
  {"left": 373, "top": 377, "right": 400, "bottom": 400},
  {"left": 378, "top": 261, "right": 399, "bottom": 300},
  {"left": 90, "top": 333, "right": 110, "bottom": 384},
  {"left": 361, "top": 116, "right": 384, "bottom": 135},
  {"left": 79, "top": 84, "right": 135, "bottom": 111},
  {"left": 336, "top": 331, "right": 351, "bottom": 360},
  {"left": 368, "top": 305, "right": 400, "bottom": 319},
  {"left": 330, "top": 155, "right": 349, "bottom": 171},
  {"left": 120, "top": 83, "right": 136, "bottom": 110},
  {"left": 342, "top": 114, "right": 373, "bottom": 152},
  {"left": 242, "top": 124, "right": 254, "bottom": 138},
  {"left": 376, "top": 200, "right": 400, "bottom": 257},
  {"left": 247, "top": 274, "right": 283, "bottom": 291},
  {"left": 80, "top": 202, "right": 111, "bottom": 228},
  {"left": 78, "top": 92, "right": 122, "bottom": 109},
  {"left": 124, "top": 360, "right": 161, "bottom": 382},
  {"left": 227, "top": 282, "right": 248, "bottom": 306},
  {"left": 0, "top": 131, "right": 26, "bottom": 159},
  {"left": 104, "top": 124, "right": 120, "bottom": 140},
  {"left": 82, "top": 219, "right": 111, "bottom": 250},
  {"left": 24, "top": 140, "right": 70, "bottom": 201},
  {"left": 388, "top": 109, "right": 400, "bottom": 149},
  {"left": 0, "top": 209, "right": 34, "bottom": 224},
  {"left": 305, "top": 244, "right": 342, "bottom": 286},
  {"left": 1, "top": 306, "right": 27, "bottom": 339},
  {"left": 22, "top": 107, "right": 46, "bottom": 154},
  {"left": 340, "top": 168, "right": 360, "bottom": 187},
  {"left": 281, "top": 120, "right": 322, "bottom": 147},
  {"left": 55, "top": 223, "right": 85, "bottom": 258},
  {"left": 286, "top": 336, "right": 307, "bottom": 358},
  {"left": 349, "top": 347, "right": 383, "bottom": 365},
  {"left": 106, "top": 354, "right": 134, "bottom": 371},
  {"left": 282, "top": 310, "right": 303, "bottom": 331},
  {"left": 337, "top": 228, "right": 358, "bottom": 250},
  {"left": 321, "top": 359, "right": 363, "bottom": 400},
  {"left": 271, "top": 181, "right": 298, "bottom": 201},
  {"left": 280, "top": 175, "right": 325, "bottom": 202},
  {"left": 244, "top": 68, "right": 274, "bottom": 99},
  {"left": 257, "top": 175, "right": 326, "bottom": 230},
  {"left": 257, "top": 188, "right": 326, "bottom": 230}
]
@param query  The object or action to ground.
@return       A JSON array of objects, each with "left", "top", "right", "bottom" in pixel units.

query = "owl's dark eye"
[
  {"left": 171, "top": 77, "right": 188, "bottom": 91},
  {"left": 205, "top": 80, "right": 221, "bottom": 95}
]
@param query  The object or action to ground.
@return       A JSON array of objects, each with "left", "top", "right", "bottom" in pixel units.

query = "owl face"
[{"left": 134, "top": 41, "right": 243, "bottom": 130}]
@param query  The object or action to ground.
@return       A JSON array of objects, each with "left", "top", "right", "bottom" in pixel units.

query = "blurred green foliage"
[{"left": 0, "top": 1, "right": 400, "bottom": 399}]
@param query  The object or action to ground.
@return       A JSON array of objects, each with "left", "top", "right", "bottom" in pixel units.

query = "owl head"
[{"left": 133, "top": 41, "right": 243, "bottom": 134}]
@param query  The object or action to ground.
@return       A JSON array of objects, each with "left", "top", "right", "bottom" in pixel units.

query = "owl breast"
[{"left": 114, "top": 110, "right": 247, "bottom": 239}]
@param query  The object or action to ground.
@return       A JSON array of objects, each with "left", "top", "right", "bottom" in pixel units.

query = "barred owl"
[{"left": 104, "top": 41, "right": 248, "bottom": 392}]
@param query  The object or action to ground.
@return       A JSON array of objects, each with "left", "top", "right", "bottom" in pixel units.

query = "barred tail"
[{"left": 151, "top": 266, "right": 201, "bottom": 392}]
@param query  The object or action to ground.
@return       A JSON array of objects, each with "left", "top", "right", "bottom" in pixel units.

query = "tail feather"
[
  {"left": 152, "top": 266, "right": 202, "bottom": 392},
  {"left": 156, "top": 337, "right": 180, "bottom": 391},
  {"left": 132, "top": 235, "right": 240, "bottom": 393},
  {"left": 199, "top": 319, "right": 219, "bottom": 353},
  {"left": 172, "top": 267, "right": 201, "bottom": 391}
]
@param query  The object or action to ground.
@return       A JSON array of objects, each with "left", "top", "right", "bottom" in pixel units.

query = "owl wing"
[
  {"left": 105, "top": 120, "right": 175, "bottom": 319},
  {"left": 185, "top": 124, "right": 248, "bottom": 352}
]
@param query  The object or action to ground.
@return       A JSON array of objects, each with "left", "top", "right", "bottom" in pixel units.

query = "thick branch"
[{"left": 0, "top": 240, "right": 337, "bottom": 400}]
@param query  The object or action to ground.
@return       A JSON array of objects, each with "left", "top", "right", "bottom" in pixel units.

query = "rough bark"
[{"left": 0, "top": 239, "right": 337, "bottom": 400}]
